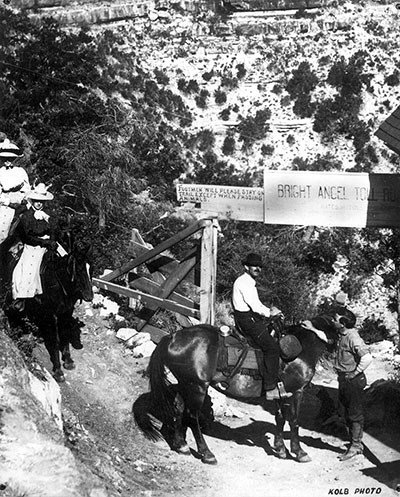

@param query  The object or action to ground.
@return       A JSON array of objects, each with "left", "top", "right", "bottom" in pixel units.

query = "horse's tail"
[
  {"left": 148, "top": 335, "right": 177, "bottom": 420},
  {"left": 132, "top": 392, "right": 164, "bottom": 442},
  {"left": 132, "top": 335, "right": 175, "bottom": 441}
]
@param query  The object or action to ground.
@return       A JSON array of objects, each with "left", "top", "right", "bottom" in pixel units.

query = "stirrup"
[
  {"left": 265, "top": 383, "right": 292, "bottom": 401},
  {"left": 277, "top": 381, "right": 293, "bottom": 399},
  {"left": 214, "top": 381, "right": 229, "bottom": 391}
]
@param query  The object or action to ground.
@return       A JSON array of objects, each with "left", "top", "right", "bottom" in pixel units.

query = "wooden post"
[{"left": 200, "top": 219, "right": 218, "bottom": 325}]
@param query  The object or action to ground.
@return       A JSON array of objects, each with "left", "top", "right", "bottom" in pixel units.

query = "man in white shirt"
[{"left": 232, "top": 253, "right": 291, "bottom": 400}]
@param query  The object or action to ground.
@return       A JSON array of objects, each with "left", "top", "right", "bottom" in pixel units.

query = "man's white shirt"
[{"left": 232, "top": 272, "right": 270, "bottom": 317}]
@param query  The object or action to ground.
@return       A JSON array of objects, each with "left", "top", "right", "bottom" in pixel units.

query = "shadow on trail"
[
  {"left": 205, "top": 418, "right": 343, "bottom": 457},
  {"left": 361, "top": 461, "right": 400, "bottom": 491}
]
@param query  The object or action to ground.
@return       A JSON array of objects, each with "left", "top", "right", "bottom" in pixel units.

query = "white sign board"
[
  {"left": 264, "top": 170, "right": 400, "bottom": 227},
  {"left": 176, "top": 184, "right": 264, "bottom": 222}
]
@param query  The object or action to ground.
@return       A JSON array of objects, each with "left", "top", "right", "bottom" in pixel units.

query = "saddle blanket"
[{"left": 221, "top": 333, "right": 302, "bottom": 373}]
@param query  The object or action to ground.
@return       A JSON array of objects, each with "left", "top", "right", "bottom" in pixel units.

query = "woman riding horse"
[
  {"left": 12, "top": 183, "right": 57, "bottom": 308},
  {"left": 4, "top": 188, "right": 94, "bottom": 381}
]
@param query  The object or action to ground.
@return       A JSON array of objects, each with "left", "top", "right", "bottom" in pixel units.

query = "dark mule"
[
  {"left": 4, "top": 239, "right": 93, "bottom": 382},
  {"left": 134, "top": 309, "right": 355, "bottom": 464}
]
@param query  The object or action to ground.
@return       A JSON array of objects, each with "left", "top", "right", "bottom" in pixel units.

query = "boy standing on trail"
[{"left": 333, "top": 302, "right": 372, "bottom": 461}]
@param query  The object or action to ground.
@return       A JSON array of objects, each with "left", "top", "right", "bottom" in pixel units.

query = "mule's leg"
[
  {"left": 182, "top": 382, "right": 217, "bottom": 465},
  {"left": 274, "top": 400, "right": 288, "bottom": 459},
  {"left": 288, "top": 390, "right": 311, "bottom": 463},
  {"left": 61, "top": 343, "right": 75, "bottom": 370},
  {"left": 59, "top": 318, "right": 75, "bottom": 370},
  {"left": 164, "top": 390, "right": 191, "bottom": 455},
  {"left": 42, "top": 317, "right": 65, "bottom": 383},
  {"left": 174, "top": 398, "right": 191, "bottom": 456}
]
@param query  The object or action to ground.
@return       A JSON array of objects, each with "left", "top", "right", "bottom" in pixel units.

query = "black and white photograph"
[{"left": 1, "top": 0, "right": 400, "bottom": 496}]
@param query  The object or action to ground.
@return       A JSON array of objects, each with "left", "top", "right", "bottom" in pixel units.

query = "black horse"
[
  {"left": 134, "top": 309, "right": 356, "bottom": 464},
  {"left": 4, "top": 238, "right": 93, "bottom": 382}
]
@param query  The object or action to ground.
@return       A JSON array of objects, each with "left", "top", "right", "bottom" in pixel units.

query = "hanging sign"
[
  {"left": 264, "top": 170, "right": 400, "bottom": 227},
  {"left": 176, "top": 184, "right": 264, "bottom": 222}
]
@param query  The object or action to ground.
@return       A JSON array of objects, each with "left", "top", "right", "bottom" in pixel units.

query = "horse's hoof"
[
  {"left": 296, "top": 453, "right": 312, "bottom": 463},
  {"left": 275, "top": 450, "right": 287, "bottom": 459},
  {"left": 63, "top": 361, "right": 75, "bottom": 370},
  {"left": 53, "top": 371, "right": 65, "bottom": 383},
  {"left": 176, "top": 444, "right": 191, "bottom": 456},
  {"left": 201, "top": 454, "right": 217, "bottom": 465}
]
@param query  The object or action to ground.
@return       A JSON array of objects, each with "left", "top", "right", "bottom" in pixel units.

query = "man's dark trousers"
[
  {"left": 234, "top": 310, "right": 279, "bottom": 390},
  {"left": 338, "top": 372, "right": 367, "bottom": 447}
]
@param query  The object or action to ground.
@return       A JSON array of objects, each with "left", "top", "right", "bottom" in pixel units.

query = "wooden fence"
[{"left": 93, "top": 217, "right": 219, "bottom": 342}]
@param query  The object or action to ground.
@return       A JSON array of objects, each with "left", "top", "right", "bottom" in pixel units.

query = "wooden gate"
[{"left": 93, "top": 217, "right": 219, "bottom": 342}]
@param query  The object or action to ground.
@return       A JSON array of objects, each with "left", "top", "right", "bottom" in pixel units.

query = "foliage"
[
  {"left": 237, "top": 109, "right": 271, "bottom": 150},
  {"left": 385, "top": 70, "right": 400, "bottom": 87},
  {"left": 202, "top": 70, "right": 214, "bottom": 82},
  {"left": 389, "top": 360, "right": 400, "bottom": 384},
  {"left": 220, "top": 72, "right": 238, "bottom": 89},
  {"left": 286, "top": 61, "right": 318, "bottom": 118},
  {"left": 216, "top": 221, "right": 319, "bottom": 321},
  {"left": 2, "top": 6, "right": 400, "bottom": 331},
  {"left": 154, "top": 68, "right": 169, "bottom": 85},
  {"left": 286, "top": 61, "right": 318, "bottom": 98},
  {"left": 292, "top": 153, "right": 343, "bottom": 171},
  {"left": 313, "top": 51, "right": 372, "bottom": 150},
  {"left": 219, "top": 107, "right": 231, "bottom": 120},
  {"left": 358, "top": 316, "right": 389, "bottom": 344},
  {"left": 236, "top": 63, "right": 246, "bottom": 79},
  {"left": 261, "top": 144, "right": 274, "bottom": 156},
  {"left": 286, "top": 134, "right": 295, "bottom": 145},
  {"left": 195, "top": 89, "right": 209, "bottom": 108},
  {"left": 293, "top": 93, "right": 316, "bottom": 118},
  {"left": 177, "top": 78, "right": 200, "bottom": 94},
  {"left": 222, "top": 135, "right": 236, "bottom": 155},
  {"left": 0, "top": 7, "right": 195, "bottom": 274},
  {"left": 214, "top": 88, "right": 227, "bottom": 105},
  {"left": 187, "top": 158, "right": 252, "bottom": 187},
  {"left": 190, "top": 129, "right": 215, "bottom": 151}
]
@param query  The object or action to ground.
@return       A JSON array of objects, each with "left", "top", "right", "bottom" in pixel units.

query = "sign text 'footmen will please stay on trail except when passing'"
[{"left": 177, "top": 170, "right": 400, "bottom": 228}]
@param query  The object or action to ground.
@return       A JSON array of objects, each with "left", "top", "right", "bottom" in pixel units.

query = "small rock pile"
[{"left": 86, "top": 288, "right": 157, "bottom": 358}]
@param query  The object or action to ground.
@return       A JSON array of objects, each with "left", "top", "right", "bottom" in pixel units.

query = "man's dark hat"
[{"left": 242, "top": 253, "right": 263, "bottom": 267}]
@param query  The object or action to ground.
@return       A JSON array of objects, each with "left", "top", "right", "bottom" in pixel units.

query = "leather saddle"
[{"left": 216, "top": 318, "right": 302, "bottom": 385}]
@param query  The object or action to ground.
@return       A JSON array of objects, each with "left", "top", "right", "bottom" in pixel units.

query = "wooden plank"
[
  {"left": 128, "top": 229, "right": 199, "bottom": 328},
  {"left": 129, "top": 276, "right": 198, "bottom": 309},
  {"left": 264, "top": 170, "right": 400, "bottom": 228},
  {"left": 136, "top": 255, "right": 198, "bottom": 331},
  {"left": 200, "top": 219, "right": 217, "bottom": 324},
  {"left": 93, "top": 278, "right": 200, "bottom": 319},
  {"left": 101, "top": 219, "right": 206, "bottom": 282},
  {"left": 176, "top": 184, "right": 264, "bottom": 222},
  {"left": 129, "top": 240, "right": 180, "bottom": 274}
]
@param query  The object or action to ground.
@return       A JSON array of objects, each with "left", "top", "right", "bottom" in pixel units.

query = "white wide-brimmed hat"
[
  {"left": 27, "top": 183, "right": 54, "bottom": 201},
  {"left": 0, "top": 138, "right": 23, "bottom": 159}
]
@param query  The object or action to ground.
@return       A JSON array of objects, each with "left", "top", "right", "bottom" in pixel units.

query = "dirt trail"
[{"left": 33, "top": 300, "right": 399, "bottom": 497}]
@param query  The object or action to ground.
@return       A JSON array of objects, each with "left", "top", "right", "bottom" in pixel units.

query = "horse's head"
[
  {"left": 68, "top": 239, "right": 94, "bottom": 302},
  {"left": 312, "top": 306, "right": 357, "bottom": 343}
]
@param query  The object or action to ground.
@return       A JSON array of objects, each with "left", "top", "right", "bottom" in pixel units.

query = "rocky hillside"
[
  {"left": 12, "top": 0, "right": 400, "bottom": 179},
  {"left": 82, "top": 0, "right": 398, "bottom": 179}
]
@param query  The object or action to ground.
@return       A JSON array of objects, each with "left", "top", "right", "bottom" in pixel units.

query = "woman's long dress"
[{"left": 12, "top": 209, "right": 51, "bottom": 299}]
